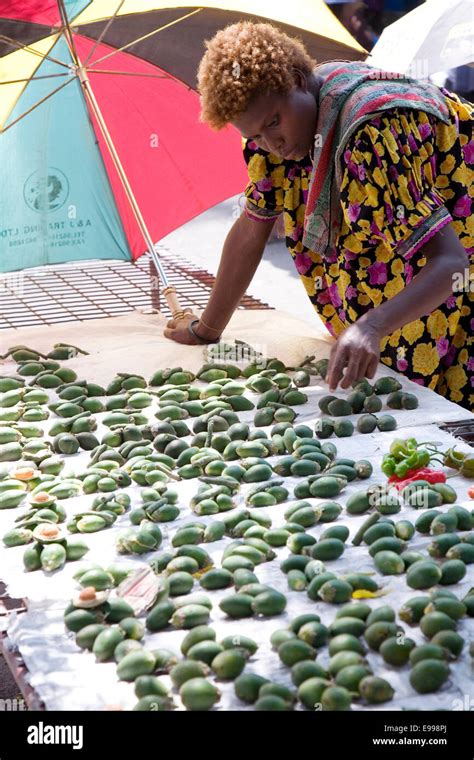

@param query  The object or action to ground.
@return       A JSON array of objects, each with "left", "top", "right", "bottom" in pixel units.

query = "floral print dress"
[{"left": 243, "top": 89, "right": 474, "bottom": 410}]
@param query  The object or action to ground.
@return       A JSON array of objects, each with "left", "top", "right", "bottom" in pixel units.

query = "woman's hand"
[
  {"left": 326, "top": 317, "right": 382, "bottom": 391},
  {"left": 163, "top": 313, "right": 221, "bottom": 345},
  {"left": 163, "top": 312, "right": 202, "bottom": 345}
]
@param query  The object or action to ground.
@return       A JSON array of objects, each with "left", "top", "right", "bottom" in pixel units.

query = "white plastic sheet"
[
  {"left": 1, "top": 311, "right": 473, "bottom": 710},
  {"left": 5, "top": 423, "right": 474, "bottom": 712}
]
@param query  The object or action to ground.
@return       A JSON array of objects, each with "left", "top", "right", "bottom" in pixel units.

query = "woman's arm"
[
  {"left": 326, "top": 224, "right": 470, "bottom": 390},
  {"left": 164, "top": 211, "right": 276, "bottom": 344}
]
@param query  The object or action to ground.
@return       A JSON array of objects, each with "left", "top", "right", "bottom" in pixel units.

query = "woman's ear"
[{"left": 292, "top": 67, "right": 308, "bottom": 91}]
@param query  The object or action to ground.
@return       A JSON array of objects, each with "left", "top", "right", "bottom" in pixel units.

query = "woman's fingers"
[
  {"left": 342, "top": 347, "right": 371, "bottom": 388},
  {"left": 326, "top": 319, "right": 382, "bottom": 390},
  {"left": 327, "top": 344, "right": 349, "bottom": 391},
  {"left": 163, "top": 312, "right": 202, "bottom": 344},
  {"left": 339, "top": 354, "right": 353, "bottom": 389},
  {"left": 164, "top": 321, "right": 205, "bottom": 345},
  {"left": 163, "top": 327, "right": 174, "bottom": 340},
  {"left": 164, "top": 327, "right": 195, "bottom": 344},
  {"left": 366, "top": 353, "right": 379, "bottom": 379},
  {"left": 340, "top": 353, "right": 364, "bottom": 389},
  {"left": 167, "top": 312, "right": 198, "bottom": 330}
]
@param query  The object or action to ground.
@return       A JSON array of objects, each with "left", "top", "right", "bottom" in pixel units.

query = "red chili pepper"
[
  {"left": 388, "top": 467, "right": 447, "bottom": 491},
  {"left": 388, "top": 466, "right": 424, "bottom": 483},
  {"left": 391, "top": 479, "right": 414, "bottom": 491},
  {"left": 412, "top": 468, "right": 447, "bottom": 483}
]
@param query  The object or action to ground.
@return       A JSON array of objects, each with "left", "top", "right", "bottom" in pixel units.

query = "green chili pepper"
[
  {"left": 404, "top": 452, "right": 420, "bottom": 470},
  {"left": 460, "top": 455, "right": 474, "bottom": 478},
  {"left": 381, "top": 456, "right": 396, "bottom": 477},
  {"left": 389, "top": 439, "right": 410, "bottom": 461},
  {"left": 384, "top": 437, "right": 441, "bottom": 485},
  {"left": 443, "top": 447, "right": 466, "bottom": 470},
  {"left": 394, "top": 461, "right": 410, "bottom": 478},
  {"left": 415, "top": 449, "right": 431, "bottom": 468}
]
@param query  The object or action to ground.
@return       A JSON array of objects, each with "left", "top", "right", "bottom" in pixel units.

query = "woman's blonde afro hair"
[{"left": 197, "top": 21, "right": 317, "bottom": 130}]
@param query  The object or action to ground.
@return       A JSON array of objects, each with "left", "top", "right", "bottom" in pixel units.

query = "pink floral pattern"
[
  {"left": 242, "top": 95, "right": 474, "bottom": 410},
  {"left": 294, "top": 252, "right": 313, "bottom": 274},
  {"left": 453, "top": 194, "right": 471, "bottom": 217}
]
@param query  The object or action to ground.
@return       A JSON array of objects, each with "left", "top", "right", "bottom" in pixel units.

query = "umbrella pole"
[{"left": 76, "top": 65, "right": 188, "bottom": 323}]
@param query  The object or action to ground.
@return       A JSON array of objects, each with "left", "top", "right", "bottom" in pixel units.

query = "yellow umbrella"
[{"left": 0, "top": 1, "right": 365, "bottom": 307}]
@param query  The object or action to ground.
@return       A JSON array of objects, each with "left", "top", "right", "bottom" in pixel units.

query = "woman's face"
[{"left": 232, "top": 70, "right": 319, "bottom": 161}]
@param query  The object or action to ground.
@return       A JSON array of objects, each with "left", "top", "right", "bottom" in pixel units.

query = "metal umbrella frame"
[{"left": 0, "top": 0, "right": 366, "bottom": 320}]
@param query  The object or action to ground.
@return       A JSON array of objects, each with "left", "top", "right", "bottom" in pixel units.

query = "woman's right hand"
[
  {"left": 162, "top": 214, "right": 269, "bottom": 346},
  {"left": 163, "top": 312, "right": 201, "bottom": 344},
  {"left": 163, "top": 313, "right": 220, "bottom": 345}
]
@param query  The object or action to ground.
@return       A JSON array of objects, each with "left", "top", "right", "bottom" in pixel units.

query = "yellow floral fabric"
[{"left": 243, "top": 90, "right": 474, "bottom": 410}]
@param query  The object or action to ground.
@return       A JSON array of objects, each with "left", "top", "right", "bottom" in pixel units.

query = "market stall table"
[{"left": 0, "top": 309, "right": 473, "bottom": 711}]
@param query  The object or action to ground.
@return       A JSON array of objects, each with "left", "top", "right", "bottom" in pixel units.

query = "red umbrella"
[{"left": 0, "top": 1, "right": 365, "bottom": 318}]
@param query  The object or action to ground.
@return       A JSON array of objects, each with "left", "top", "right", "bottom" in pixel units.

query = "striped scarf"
[{"left": 302, "top": 61, "right": 451, "bottom": 256}]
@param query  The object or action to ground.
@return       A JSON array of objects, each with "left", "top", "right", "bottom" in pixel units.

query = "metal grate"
[
  {"left": 438, "top": 420, "right": 474, "bottom": 447},
  {"left": 0, "top": 251, "right": 270, "bottom": 705},
  {"left": 0, "top": 250, "right": 271, "bottom": 329}
]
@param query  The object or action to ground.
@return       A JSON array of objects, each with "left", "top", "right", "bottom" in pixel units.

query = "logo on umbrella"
[{"left": 23, "top": 168, "right": 69, "bottom": 213}]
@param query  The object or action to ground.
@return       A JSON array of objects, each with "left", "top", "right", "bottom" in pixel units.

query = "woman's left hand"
[{"left": 326, "top": 317, "right": 383, "bottom": 391}]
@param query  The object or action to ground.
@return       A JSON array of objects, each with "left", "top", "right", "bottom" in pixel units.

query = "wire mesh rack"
[
  {"left": 438, "top": 419, "right": 474, "bottom": 446},
  {"left": 0, "top": 250, "right": 271, "bottom": 330},
  {"left": 0, "top": 251, "right": 271, "bottom": 707}
]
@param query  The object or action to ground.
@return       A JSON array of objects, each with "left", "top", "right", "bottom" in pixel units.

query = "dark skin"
[
  {"left": 165, "top": 70, "right": 469, "bottom": 390},
  {"left": 325, "top": 224, "right": 469, "bottom": 390},
  {"left": 164, "top": 69, "right": 323, "bottom": 345},
  {"left": 231, "top": 69, "right": 323, "bottom": 161}
]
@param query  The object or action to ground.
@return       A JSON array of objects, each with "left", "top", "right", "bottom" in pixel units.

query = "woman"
[{"left": 165, "top": 22, "right": 473, "bottom": 411}]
